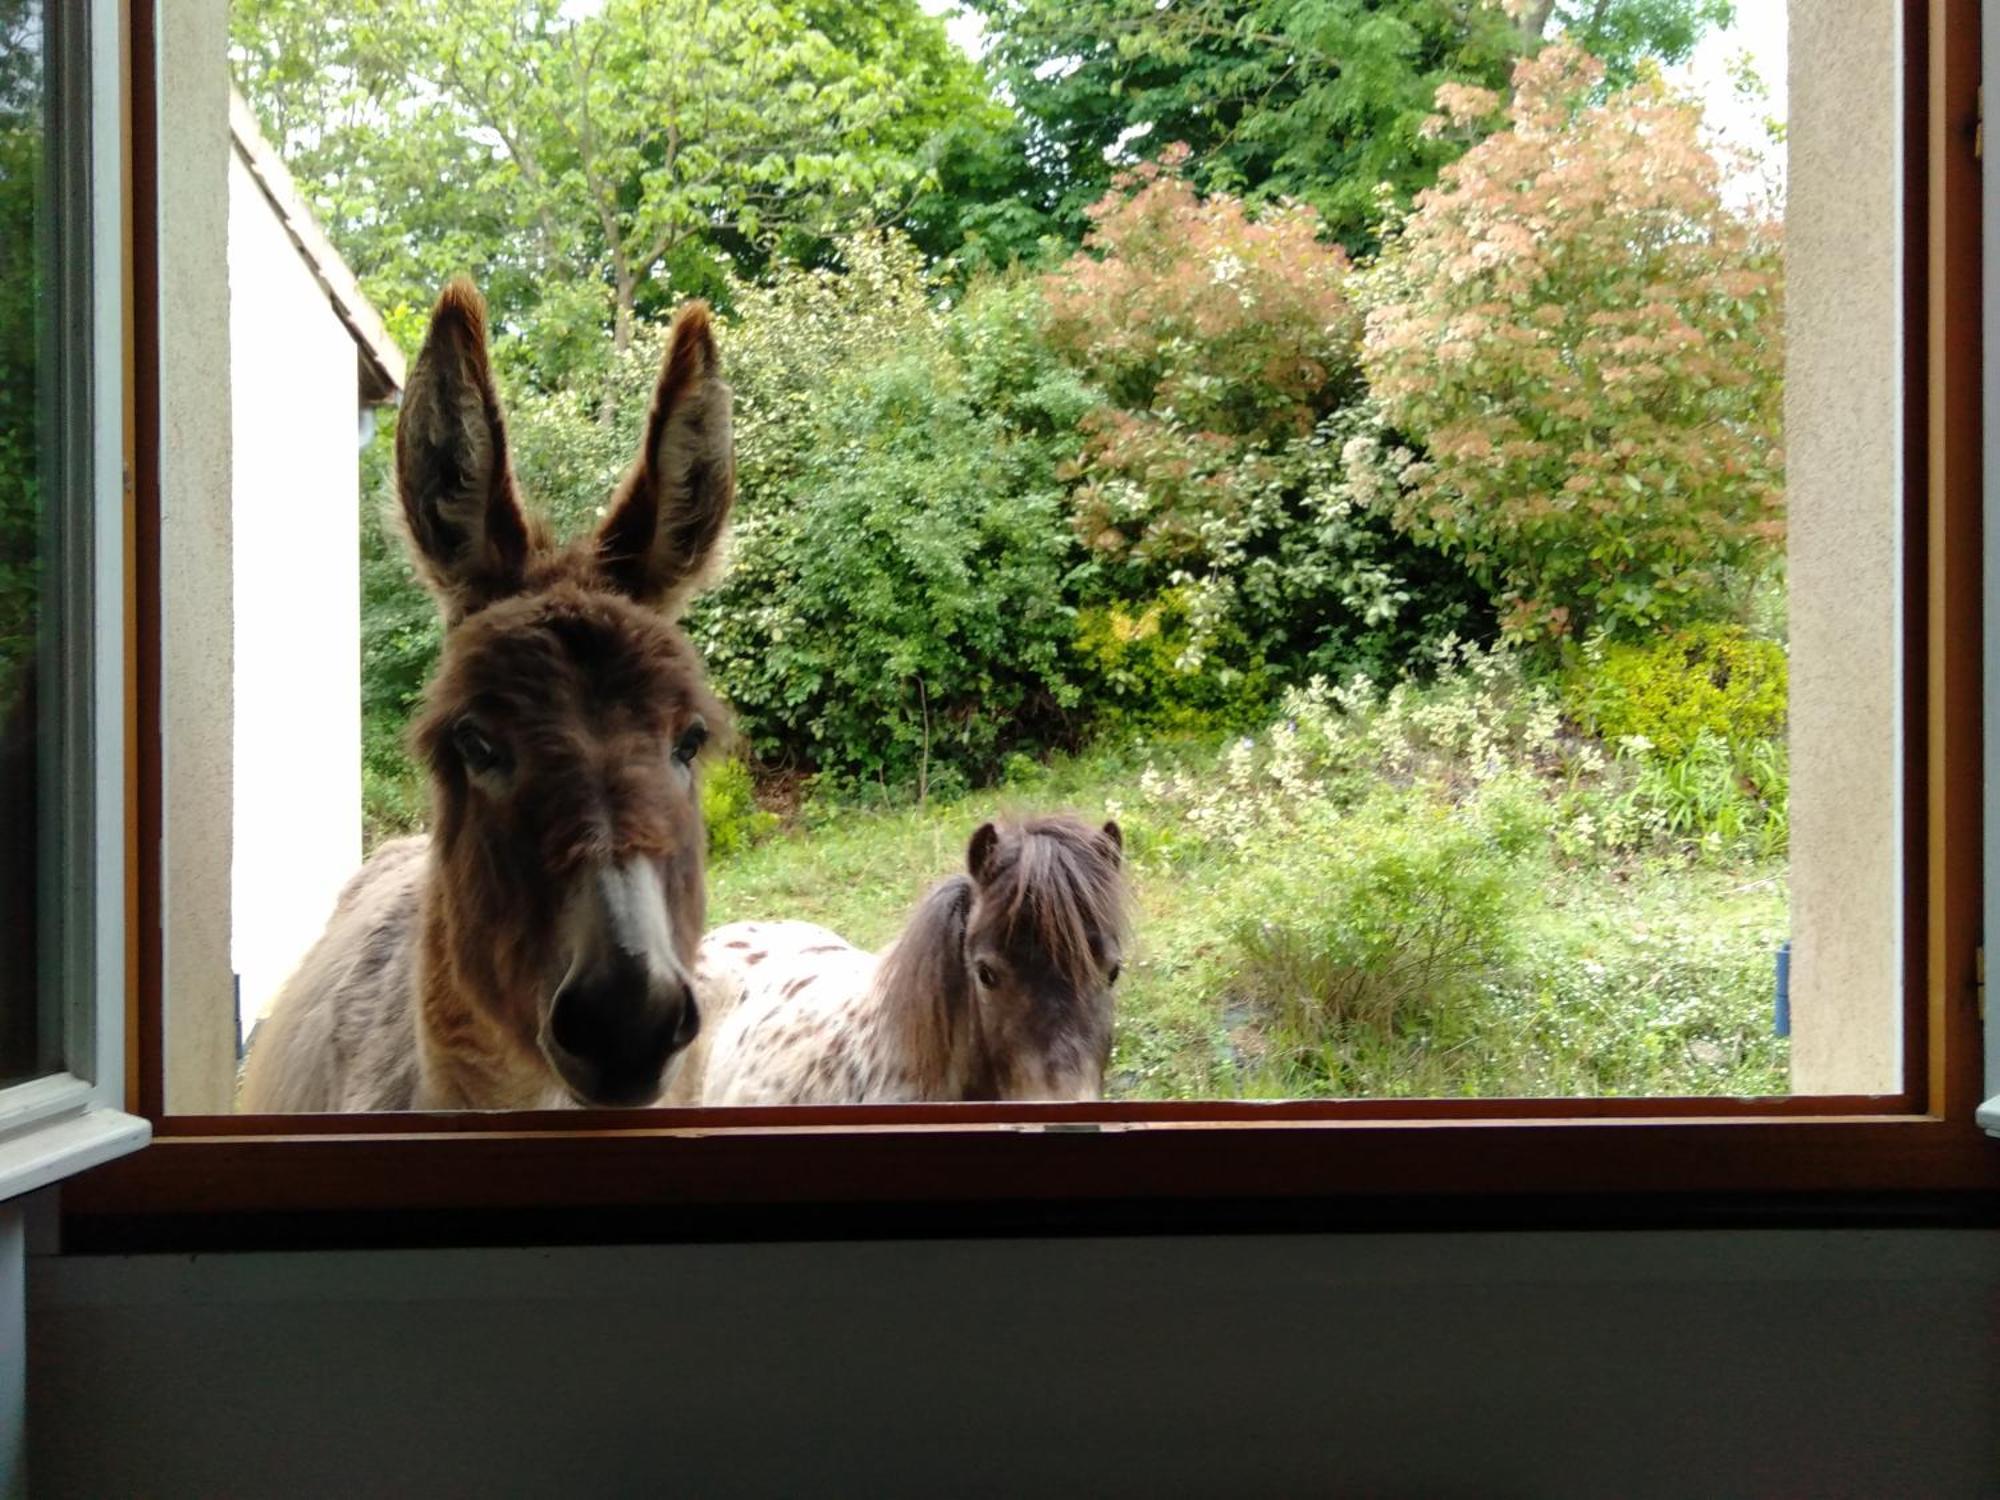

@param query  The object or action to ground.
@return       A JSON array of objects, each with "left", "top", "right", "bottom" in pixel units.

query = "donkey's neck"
[{"left": 413, "top": 888, "right": 567, "bottom": 1111}]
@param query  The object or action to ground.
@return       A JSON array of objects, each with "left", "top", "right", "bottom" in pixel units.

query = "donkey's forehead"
[{"left": 441, "top": 588, "right": 704, "bottom": 718}]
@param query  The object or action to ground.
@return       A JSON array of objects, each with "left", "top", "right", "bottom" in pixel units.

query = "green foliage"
[
  {"left": 231, "top": 0, "right": 990, "bottom": 405},
  {"left": 968, "top": 0, "right": 1734, "bottom": 251},
  {"left": 1073, "top": 590, "right": 1271, "bottom": 732},
  {"left": 706, "top": 705, "right": 1787, "bottom": 1102},
  {"left": 702, "top": 755, "right": 779, "bottom": 859},
  {"left": 690, "top": 338, "right": 1081, "bottom": 791},
  {"left": 1622, "top": 730, "right": 1787, "bottom": 860},
  {"left": 1567, "top": 623, "right": 1788, "bottom": 759},
  {"left": 0, "top": 0, "right": 43, "bottom": 716},
  {"left": 1233, "top": 794, "right": 1517, "bottom": 1068},
  {"left": 1361, "top": 46, "right": 1785, "bottom": 640},
  {"left": 1042, "top": 155, "right": 1488, "bottom": 702}
]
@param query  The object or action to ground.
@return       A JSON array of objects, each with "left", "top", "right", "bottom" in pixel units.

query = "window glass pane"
[
  {"left": 193, "top": 4, "right": 1902, "bottom": 1113},
  {"left": 0, "top": 0, "right": 83, "bottom": 1089}
]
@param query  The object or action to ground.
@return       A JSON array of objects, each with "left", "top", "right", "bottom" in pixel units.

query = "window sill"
[{"left": 0, "top": 1103, "right": 150, "bottom": 1204}]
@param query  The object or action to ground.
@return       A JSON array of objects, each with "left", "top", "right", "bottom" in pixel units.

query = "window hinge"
[
  {"left": 1977, "top": 945, "right": 1987, "bottom": 1021},
  {"left": 1978, "top": 86, "right": 1986, "bottom": 160}
]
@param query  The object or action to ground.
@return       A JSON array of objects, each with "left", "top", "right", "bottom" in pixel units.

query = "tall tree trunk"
[{"left": 600, "top": 267, "right": 637, "bottom": 429}]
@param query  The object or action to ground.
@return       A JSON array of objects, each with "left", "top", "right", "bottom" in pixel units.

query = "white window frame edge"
[
  {"left": 0, "top": 0, "right": 149, "bottom": 1200},
  {"left": 1980, "top": 0, "right": 2000, "bottom": 1138}
]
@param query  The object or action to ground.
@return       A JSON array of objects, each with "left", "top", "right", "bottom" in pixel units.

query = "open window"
[
  {"left": 0, "top": 0, "right": 148, "bottom": 1205},
  {"left": 45, "top": 0, "right": 2000, "bottom": 1243}
]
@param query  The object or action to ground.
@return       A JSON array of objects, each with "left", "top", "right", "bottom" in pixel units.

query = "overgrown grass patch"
[{"left": 707, "top": 724, "right": 1791, "bottom": 1101}]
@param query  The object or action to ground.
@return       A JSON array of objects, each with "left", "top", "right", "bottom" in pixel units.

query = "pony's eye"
[
  {"left": 974, "top": 960, "right": 999, "bottom": 988},
  {"left": 1106, "top": 961, "right": 1122, "bottom": 985},
  {"left": 672, "top": 719, "right": 709, "bottom": 766},
  {"left": 453, "top": 720, "right": 507, "bottom": 776}
]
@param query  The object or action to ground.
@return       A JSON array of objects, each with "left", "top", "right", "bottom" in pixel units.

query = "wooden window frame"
[{"left": 63, "top": 0, "right": 2000, "bottom": 1251}]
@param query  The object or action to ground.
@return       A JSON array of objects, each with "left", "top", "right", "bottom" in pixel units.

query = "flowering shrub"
[
  {"left": 1042, "top": 150, "right": 1484, "bottom": 697},
  {"left": 1361, "top": 46, "right": 1786, "bottom": 640},
  {"left": 1131, "top": 633, "right": 1783, "bottom": 873}
]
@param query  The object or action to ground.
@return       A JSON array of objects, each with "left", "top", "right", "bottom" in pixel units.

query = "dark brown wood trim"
[
  {"left": 63, "top": 1113, "right": 2000, "bottom": 1222},
  {"left": 1928, "top": 0, "right": 1985, "bottom": 1123},
  {"left": 80, "top": 0, "right": 1995, "bottom": 1243},
  {"left": 141, "top": 1090, "right": 1908, "bottom": 1137},
  {"left": 129, "top": 0, "right": 162, "bottom": 1123}
]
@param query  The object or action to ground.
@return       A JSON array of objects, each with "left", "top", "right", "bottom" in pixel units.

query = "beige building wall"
[
  {"left": 159, "top": 0, "right": 237, "bottom": 1113},
  {"left": 1786, "top": 4, "right": 1903, "bottom": 1095}
]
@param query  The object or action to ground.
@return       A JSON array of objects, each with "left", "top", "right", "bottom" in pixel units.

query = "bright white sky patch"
[{"left": 1667, "top": 3, "right": 1788, "bottom": 184}]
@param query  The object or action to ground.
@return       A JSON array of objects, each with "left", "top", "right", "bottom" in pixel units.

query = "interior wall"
[{"left": 27, "top": 1229, "right": 2000, "bottom": 1499}]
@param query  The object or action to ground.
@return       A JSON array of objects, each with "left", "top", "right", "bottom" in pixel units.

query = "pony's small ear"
[
  {"left": 597, "top": 301, "right": 736, "bottom": 615},
  {"left": 967, "top": 822, "right": 1001, "bottom": 886},
  {"left": 1100, "top": 820, "right": 1123, "bottom": 867},
  {"left": 395, "top": 278, "right": 536, "bottom": 621}
]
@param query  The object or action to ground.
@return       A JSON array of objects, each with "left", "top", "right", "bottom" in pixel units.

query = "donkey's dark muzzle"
[{"left": 546, "top": 953, "right": 699, "bottom": 1107}]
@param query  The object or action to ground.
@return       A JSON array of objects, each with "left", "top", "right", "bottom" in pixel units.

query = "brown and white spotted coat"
[{"left": 685, "top": 817, "right": 1130, "bottom": 1106}]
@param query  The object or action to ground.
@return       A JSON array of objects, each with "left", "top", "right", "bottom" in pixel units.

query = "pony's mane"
[
  {"left": 981, "top": 815, "right": 1129, "bottom": 993},
  {"left": 873, "top": 873, "right": 976, "bottom": 1082}
]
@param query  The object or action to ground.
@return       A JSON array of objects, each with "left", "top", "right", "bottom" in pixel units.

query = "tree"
[
  {"left": 1041, "top": 151, "right": 1490, "bottom": 699},
  {"left": 967, "top": 0, "right": 1733, "bottom": 251},
  {"left": 1359, "top": 45, "right": 1784, "bottom": 640},
  {"left": 231, "top": 0, "right": 988, "bottom": 408},
  {"left": 0, "top": 0, "right": 46, "bottom": 713}
]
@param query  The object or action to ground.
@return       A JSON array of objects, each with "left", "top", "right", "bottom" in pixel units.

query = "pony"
[
  {"left": 240, "top": 279, "right": 735, "bottom": 1112},
  {"left": 690, "top": 816, "right": 1129, "bottom": 1105}
]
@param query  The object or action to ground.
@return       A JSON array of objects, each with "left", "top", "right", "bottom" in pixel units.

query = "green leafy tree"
[
  {"left": 968, "top": 0, "right": 1733, "bottom": 249},
  {"left": 1358, "top": 45, "right": 1784, "bottom": 640},
  {"left": 231, "top": 0, "right": 988, "bottom": 405}
]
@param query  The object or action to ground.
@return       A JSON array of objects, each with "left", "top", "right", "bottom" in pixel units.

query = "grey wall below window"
[{"left": 25, "top": 1229, "right": 2000, "bottom": 1498}]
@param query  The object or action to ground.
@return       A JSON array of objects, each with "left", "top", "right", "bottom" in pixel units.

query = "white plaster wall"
[
  {"left": 226, "top": 153, "right": 363, "bottom": 1051},
  {"left": 1786, "top": 3, "right": 1904, "bottom": 1094},
  {"left": 158, "top": 0, "right": 236, "bottom": 1114}
]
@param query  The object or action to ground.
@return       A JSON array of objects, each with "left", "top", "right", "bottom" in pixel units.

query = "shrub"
[
  {"left": 1041, "top": 151, "right": 1485, "bottom": 689},
  {"left": 1361, "top": 46, "right": 1786, "bottom": 640},
  {"left": 1073, "top": 588, "right": 1272, "bottom": 733},
  {"left": 1233, "top": 795, "right": 1518, "bottom": 1053},
  {"left": 702, "top": 754, "right": 778, "bottom": 859},
  {"left": 687, "top": 343, "right": 1081, "bottom": 791},
  {"left": 1566, "top": 623, "right": 1788, "bottom": 760}
]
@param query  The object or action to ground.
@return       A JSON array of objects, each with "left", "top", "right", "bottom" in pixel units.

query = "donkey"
[
  {"left": 693, "top": 817, "right": 1129, "bottom": 1105},
  {"left": 240, "top": 279, "right": 734, "bottom": 1112}
]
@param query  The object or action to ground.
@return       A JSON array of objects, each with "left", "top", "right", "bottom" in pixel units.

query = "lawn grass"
[{"left": 708, "top": 733, "right": 1792, "bottom": 1102}]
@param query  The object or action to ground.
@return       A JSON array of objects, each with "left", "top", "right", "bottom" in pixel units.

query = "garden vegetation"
[{"left": 217, "top": 0, "right": 1789, "bottom": 1098}]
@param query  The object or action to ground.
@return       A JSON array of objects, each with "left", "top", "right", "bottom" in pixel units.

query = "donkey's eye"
[
  {"left": 672, "top": 719, "right": 710, "bottom": 766},
  {"left": 453, "top": 720, "right": 507, "bottom": 776},
  {"left": 974, "top": 960, "right": 1000, "bottom": 989}
]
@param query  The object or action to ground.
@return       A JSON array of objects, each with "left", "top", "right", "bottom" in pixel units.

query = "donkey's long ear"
[
  {"left": 396, "top": 279, "right": 538, "bottom": 621},
  {"left": 597, "top": 302, "right": 736, "bottom": 615}
]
